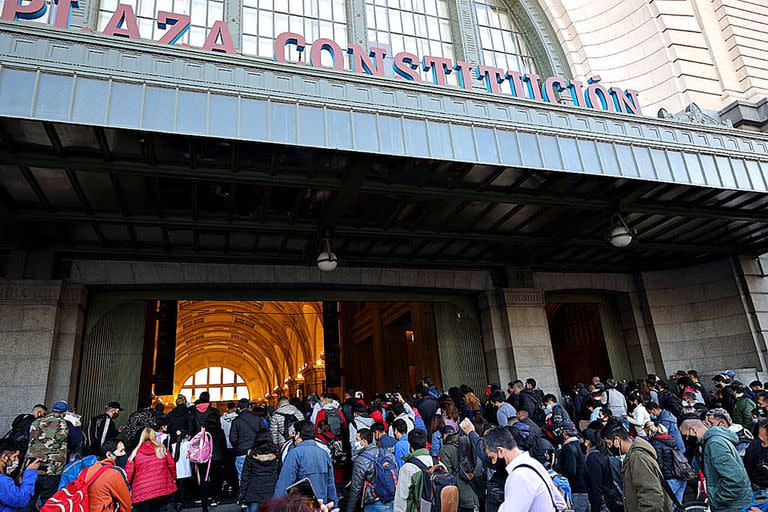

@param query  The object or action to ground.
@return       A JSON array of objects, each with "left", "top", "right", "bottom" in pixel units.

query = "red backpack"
[{"left": 40, "top": 463, "right": 112, "bottom": 512}]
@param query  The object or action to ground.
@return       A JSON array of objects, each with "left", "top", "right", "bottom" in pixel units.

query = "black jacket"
[
  {"left": 650, "top": 434, "right": 678, "bottom": 481},
  {"left": 347, "top": 444, "right": 394, "bottom": 512},
  {"left": 415, "top": 396, "right": 438, "bottom": 428},
  {"left": 167, "top": 406, "right": 192, "bottom": 443},
  {"left": 229, "top": 411, "right": 265, "bottom": 456},
  {"left": 238, "top": 451, "right": 280, "bottom": 505},
  {"left": 557, "top": 439, "right": 587, "bottom": 493},
  {"left": 743, "top": 439, "right": 768, "bottom": 489},
  {"left": 87, "top": 414, "right": 119, "bottom": 456},
  {"left": 584, "top": 448, "right": 619, "bottom": 512},
  {"left": 469, "top": 430, "right": 505, "bottom": 505},
  {"left": 520, "top": 389, "right": 545, "bottom": 426}
]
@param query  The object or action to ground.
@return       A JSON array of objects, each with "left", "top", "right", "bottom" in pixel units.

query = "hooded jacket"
[
  {"left": 220, "top": 411, "right": 238, "bottom": 449},
  {"left": 238, "top": 451, "right": 279, "bottom": 505},
  {"left": 270, "top": 403, "right": 304, "bottom": 446},
  {"left": 349, "top": 415, "right": 375, "bottom": 455},
  {"left": 274, "top": 439, "right": 337, "bottom": 503},
  {"left": 732, "top": 395, "right": 756, "bottom": 432},
  {"left": 347, "top": 444, "right": 395, "bottom": 512},
  {"left": 621, "top": 437, "right": 673, "bottom": 512},
  {"left": 701, "top": 427, "right": 752, "bottom": 512},
  {"left": 230, "top": 410, "right": 265, "bottom": 456},
  {"left": 125, "top": 441, "right": 177, "bottom": 503},
  {"left": 649, "top": 434, "right": 679, "bottom": 481}
]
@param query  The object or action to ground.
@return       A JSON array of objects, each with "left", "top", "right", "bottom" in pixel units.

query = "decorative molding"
[
  {"left": 59, "top": 284, "right": 88, "bottom": 306},
  {"left": 658, "top": 103, "right": 733, "bottom": 128},
  {"left": 0, "top": 280, "right": 63, "bottom": 304},
  {"left": 503, "top": 288, "right": 545, "bottom": 306}
]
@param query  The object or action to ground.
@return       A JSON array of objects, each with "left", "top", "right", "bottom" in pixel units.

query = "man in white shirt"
[{"left": 461, "top": 419, "right": 566, "bottom": 512}]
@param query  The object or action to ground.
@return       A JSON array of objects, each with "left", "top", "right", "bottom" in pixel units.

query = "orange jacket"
[{"left": 81, "top": 460, "right": 132, "bottom": 512}]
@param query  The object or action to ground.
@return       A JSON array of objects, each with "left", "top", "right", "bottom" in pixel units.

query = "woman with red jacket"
[{"left": 126, "top": 428, "right": 178, "bottom": 512}]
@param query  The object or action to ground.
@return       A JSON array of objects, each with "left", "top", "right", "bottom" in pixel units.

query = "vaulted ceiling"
[{"left": 173, "top": 301, "right": 324, "bottom": 398}]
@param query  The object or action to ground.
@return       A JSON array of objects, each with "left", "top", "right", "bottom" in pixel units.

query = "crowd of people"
[{"left": 2, "top": 371, "right": 768, "bottom": 512}]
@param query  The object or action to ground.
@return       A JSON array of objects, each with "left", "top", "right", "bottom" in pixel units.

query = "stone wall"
[
  {"left": 0, "top": 281, "right": 87, "bottom": 430},
  {"left": 642, "top": 259, "right": 759, "bottom": 376}
]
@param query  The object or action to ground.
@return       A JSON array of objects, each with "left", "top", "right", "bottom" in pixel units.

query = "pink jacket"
[{"left": 125, "top": 441, "right": 177, "bottom": 503}]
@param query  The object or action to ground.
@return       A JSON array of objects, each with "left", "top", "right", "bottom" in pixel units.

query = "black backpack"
[
  {"left": 325, "top": 409, "right": 344, "bottom": 436},
  {"left": 409, "top": 457, "right": 458, "bottom": 512},
  {"left": 3, "top": 414, "right": 35, "bottom": 452},
  {"left": 526, "top": 391, "right": 546, "bottom": 426},
  {"left": 276, "top": 412, "right": 301, "bottom": 441}
]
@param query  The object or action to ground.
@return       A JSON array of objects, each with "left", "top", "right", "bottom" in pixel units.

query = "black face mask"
[
  {"left": 492, "top": 458, "right": 506, "bottom": 471},
  {"left": 115, "top": 455, "right": 128, "bottom": 468},
  {"left": 683, "top": 435, "right": 698, "bottom": 452},
  {"left": 608, "top": 441, "right": 621, "bottom": 457}
]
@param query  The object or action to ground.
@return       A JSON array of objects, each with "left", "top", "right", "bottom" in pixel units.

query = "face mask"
[
  {"left": 545, "top": 404, "right": 553, "bottom": 414},
  {"left": 650, "top": 414, "right": 658, "bottom": 421},
  {"left": 115, "top": 455, "right": 128, "bottom": 468},
  {"left": 608, "top": 440, "right": 621, "bottom": 457},
  {"left": 5, "top": 458, "right": 18, "bottom": 474},
  {"left": 354, "top": 441, "right": 363, "bottom": 451},
  {"left": 492, "top": 457, "right": 506, "bottom": 471}
]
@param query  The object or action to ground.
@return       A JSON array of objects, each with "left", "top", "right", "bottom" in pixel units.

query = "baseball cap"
[
  {"left": 725, "top": 370, "right": 737, "bottom": 379},
  {"left": 51, "top": 401, "right": 69, "bottom": 413},
  {"left": 107, "top": 401, "right": 123, "bottom": 410}
]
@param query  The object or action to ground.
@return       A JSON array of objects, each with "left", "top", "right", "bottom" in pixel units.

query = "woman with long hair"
[
  {"left": 126, "top": 428, "right": 178, "bottom": 512},
  {"left": 238, "top": 430, "right": 281, "bottom": 512},
  {"left": 437, "top": 397, "right": 460, "bottom": 432},
  {"left": 428, "top": 414, "right": 446, "bottom": 456},
  {"left": 460, "top": 385, "right": 482, "bottom": 420},
  {"left": 581, "top": 428, "right": 623, "bottom": 512}
]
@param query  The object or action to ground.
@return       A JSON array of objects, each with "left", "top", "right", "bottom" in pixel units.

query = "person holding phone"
[
  {"left": 274, "top": 421, "right": 337, "bottom": 504},
  {"left": 0, "top": 439, "right": 40, "bottom": 512}
]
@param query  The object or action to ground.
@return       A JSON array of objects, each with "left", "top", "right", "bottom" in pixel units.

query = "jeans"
[
  {"left": 572, "top": 493, "right": 589, "bottom": 512},
  {"left": 246, "top": 503, "right": 261, "bottom": 512},
  {"left": 667, "top": 479, "right": 686, "bottom": 504},
  {"left": 235, "top": 455, "right": 246, "bottom": 482},
  {"left": 364, "top": 501, "right": 394, "bottom": 512},
  {"left": 134, "top": 495, "right": 172, "bottom": 512}
]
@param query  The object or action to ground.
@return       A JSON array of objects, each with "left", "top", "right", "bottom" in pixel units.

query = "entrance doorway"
[
  {"left": 76, "top": 297, "right": 487, "bottom": 420},
  {"left": 547, "top": 303, "right": 612, "bottom": 386}
]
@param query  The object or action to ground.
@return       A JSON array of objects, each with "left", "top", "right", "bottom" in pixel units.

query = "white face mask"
[
  {"left": 355, "top": 441, "right": 364, "bottom": 450},
  {"left": 3, "top": 456, "right": 18, "bottom": 474}
]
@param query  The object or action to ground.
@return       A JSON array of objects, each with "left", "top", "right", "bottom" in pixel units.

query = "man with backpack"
[
  {"left": 4, "top": 406, "right": 47, "bottom": 460},
  {"left": 78, "top": 439, "right": 131, "bottom": 512},
  {"left": 520, "top": 380, "right": 546, "bottom": 428},
  {"left": 24, "top": 401, "right": 84, "bottom": 512},
  {"left": 349, "top": 404, "right": 375, "bottom": 457},
  {"left": 271, "top": 398, "right": 304, "bottom": 448},
  {"left": 314, "top": 395, "right": 347, "bottom": 438},
  {"left": 347, "top": 428, "right": 397, "bottom": 512},
  {"left": 229, "top": 399, "right": 264, "bottom": 481},
  {"left": 274, "top": 421, "right": 337, "bottom": 503},
  {"left": 392, "top": 429, "right": 433, "bottom": 512}
]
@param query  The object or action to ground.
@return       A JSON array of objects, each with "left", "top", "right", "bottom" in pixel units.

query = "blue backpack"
[
  {"left": 361, "top": 450, "right": 398, "bottom": 503},
  {"left": 58, "top": 455, "right": 98, "bottom": 490}
]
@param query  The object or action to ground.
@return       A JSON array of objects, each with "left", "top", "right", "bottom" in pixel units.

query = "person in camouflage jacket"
[{"left": 22, "top": 402, "right": 84, "bottom": 512}]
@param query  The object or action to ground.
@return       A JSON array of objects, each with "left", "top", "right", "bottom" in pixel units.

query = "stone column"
[
  {"left": 46, "top": 284, "right": 88, "bottom": 405},
  {"left": 501, "top": 288, "right": 559, "bottom": 394},
  {"left": 0, "top": 280, "right": 62, "bottom": 430},
  {"left": 479, "top": 288, "right": 559, "bottom": 394}
]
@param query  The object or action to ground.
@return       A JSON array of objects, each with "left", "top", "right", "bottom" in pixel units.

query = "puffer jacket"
[
  {"left": 621, "top": 437, "right": 672, "bottom": 512},
  {"left": 349, "top": 415, "right": 375, "bottom": 455},
  {"left": 649, "top": 434, "right": 678, "bottom": 481},
  {"left": 270, "top": 404, "right": 304, "bottom": 446},
  {"left": 125, "top": 441, "right": 177, "bottom": 503},
  {"left": 346, "top": 444, "right": 394, "bottom": 512},
  {"left": 238, "top": 451, "right": 280, "bottom": 505},
  {"left": 701, "top": 427, "right": 752, "bottom": 512}
]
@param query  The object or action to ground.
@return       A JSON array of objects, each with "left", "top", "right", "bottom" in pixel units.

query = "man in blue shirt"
[
  {"left": 491, "top": 390, "right": 516, "bottom": 427},
  {"left": 274, "top": 420, "right": 337, "bottom": 503},
  {"left": 0, "top": 439, "right": 39, "bottom": 512},
  {"left": 392, "top": 419, "right": 410, "bottom": 468}
]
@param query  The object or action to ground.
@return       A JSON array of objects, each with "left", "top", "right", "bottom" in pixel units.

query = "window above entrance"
[
  {"left": 180, "top": 366, "right": 249, "bottom": 402},
  {"left": 474, "top": 0, "right": 537, "bottom": 77}
]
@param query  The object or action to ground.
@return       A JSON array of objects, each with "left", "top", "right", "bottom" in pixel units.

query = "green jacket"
[
  {"left": 621, "top": 437, "right": 673, "bottom": 512},
  {"left": 702, "top": 427, "right": 752, "bottom": 512},
  {"left": 732, "top": 396, "right": 756, "bottom": 432},
  {"left": 438, "top": 435, "right": 478, "bottom": 509},
  {"left": 404, "top": 449, "right": 430, "bottom": 512}
]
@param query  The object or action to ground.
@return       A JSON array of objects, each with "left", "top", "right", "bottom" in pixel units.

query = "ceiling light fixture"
[
  {"left": 317, "top": 236, "right": 338, "bottom": 272},
  {"left": 610, "top": 213, "right": 636, "bottom": 248}
]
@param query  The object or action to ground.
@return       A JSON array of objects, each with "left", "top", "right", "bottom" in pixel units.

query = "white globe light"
[
  {"left": 610, "top": 225, "right": 633, "bottom": 248},
  {"left": 317, "top": 251, "right": 338, "bottom": 272}
]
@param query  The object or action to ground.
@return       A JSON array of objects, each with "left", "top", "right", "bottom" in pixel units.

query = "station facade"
[{"left": 1, "top": 0, "right": 768, "bottom": 426}]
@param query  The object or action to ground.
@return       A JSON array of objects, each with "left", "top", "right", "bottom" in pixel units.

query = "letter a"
[
  {"left": 102, "top": 4, "right": 140, "bottom": 38},
  {"left": 202, "top": 20, "right": 235, "bottom": 54}
]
